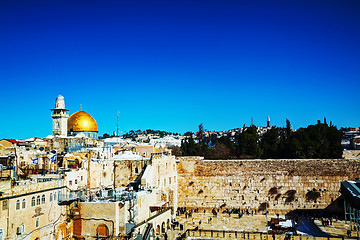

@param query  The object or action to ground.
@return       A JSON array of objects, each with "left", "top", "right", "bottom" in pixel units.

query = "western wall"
[{"left": 176, "top": 157, "right": 360, "bottom": 214}]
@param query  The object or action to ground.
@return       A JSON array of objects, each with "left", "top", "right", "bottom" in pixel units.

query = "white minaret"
[{"left": 51, "top": 94, "right": 69, "bottom": 136}]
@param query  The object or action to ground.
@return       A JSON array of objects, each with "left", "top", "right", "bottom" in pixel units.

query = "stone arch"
[
  {"left": 161, "top": 221, "right": 165, "bottom": 233},
  {"left": 166, "top": 219, "right": 170, "bottom": 230},
  {"left": 151, "top": 228, "right": 155, "bottom": 237},
  {"left": 96, "top": 224, "right": 109, "bottom": 237},
  {"left": 156, "top": 224, "right": 160, "bottom": 235}
]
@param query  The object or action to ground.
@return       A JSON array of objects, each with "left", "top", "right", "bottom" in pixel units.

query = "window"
[
  {"left": 2, "top": 200, "right": 7, "bottom": 210},
  {"left": 17, "top": 223, "right": 24, "bottom": 235},
  {"left": 41, "top": 195, "right": 45, "bottom": 204},
  {"left": 54, "top": 192, "right": 57, "bottom": 201},
  {"left": 81, "top": 176, "right": 83, "bottom": 181},
  {"left": 36, "top": 218, "right": 39, "bottom": 228},
  {"left": 36, "top": 196, "right": 40, "bottom": 205},
  {"left": 69, "top": 180, "right": 72, "bottom": 186},
  {"left": 75, "top": 179, "right": 77, "bottom": 184},
  {"left": 22, "top": 199, "right": 26, "bottom": 209},
  {"left": 50, "top": 193, "right": 53, "bottom": 202},
  {"left": 16, "top": 200, "right": 20, "bottom": 210},
  {"left": 31, "top": 197, "right": 35, "bottom": 207},
  {"left": 169, "top": 177, "right": 171, "bottom": 185}
]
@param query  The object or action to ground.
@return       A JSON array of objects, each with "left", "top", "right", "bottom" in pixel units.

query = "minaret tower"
[
  {"left": 51, "top": 94, "right": 69, "bottom": 136},
  {"left": 267, "top": 116, "right": 271, "bottom": 128}
]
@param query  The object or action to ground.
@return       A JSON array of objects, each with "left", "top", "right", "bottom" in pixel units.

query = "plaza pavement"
[{"left": 155, "top": 212, "right": 359, "bottom": 240}]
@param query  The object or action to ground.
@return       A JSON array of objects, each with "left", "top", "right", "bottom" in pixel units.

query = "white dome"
[{"left": 55, "top": 94, "right": 65, "bottom": 109}]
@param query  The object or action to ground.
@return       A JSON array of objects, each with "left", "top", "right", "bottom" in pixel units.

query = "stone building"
[{"left": 0, "top": 177, "right": 67, "bottom": 240}]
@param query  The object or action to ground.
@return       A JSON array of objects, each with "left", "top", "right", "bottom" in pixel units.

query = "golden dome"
[{"left": 67, "top": 111, "right": 98, "bottom": 132}]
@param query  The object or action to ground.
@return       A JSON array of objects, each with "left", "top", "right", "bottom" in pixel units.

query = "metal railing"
[{"left": 180, "top": 229, "right": 360, "bottom": 240}]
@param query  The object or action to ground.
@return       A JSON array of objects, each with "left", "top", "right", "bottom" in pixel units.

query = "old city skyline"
[{"left": 1, "top": 1, "right": 360, "bottom": 139}]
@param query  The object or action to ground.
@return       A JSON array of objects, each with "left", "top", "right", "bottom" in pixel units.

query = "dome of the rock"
[{"left": 67, "top": 111, "right": 98, "bottom": 139}]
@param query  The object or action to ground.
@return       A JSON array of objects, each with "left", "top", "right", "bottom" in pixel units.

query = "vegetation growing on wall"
[
  {"left": 306, "top": 188, "right": 321, "bottom": 202},
  {"left": 258, "top": 202, "right": 269, "bottom": 211},
  {"left": 284, "top": 190, "right": 297, "bottom": 203},
  {"left": 268, "top": 187, "right": 278, "bottom": 196}
]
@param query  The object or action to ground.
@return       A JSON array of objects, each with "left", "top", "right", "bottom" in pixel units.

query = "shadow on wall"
[{"left": 286, "top": 196, "right": 345, "bottom": 220}]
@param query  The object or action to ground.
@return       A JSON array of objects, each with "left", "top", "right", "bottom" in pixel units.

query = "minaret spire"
[{"left": 51, "top": 95, "right": 69, "bottom": 137}]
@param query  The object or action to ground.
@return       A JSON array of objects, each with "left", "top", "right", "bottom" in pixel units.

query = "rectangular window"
[
  {"left": 2, "top": 200, "right": 7, "bottom": 210},
  {"left": 75, "top": 179, "right": 78, "bottom": 184},
  {"left": 81, "top": 176, "right": 83, "bottom": 181},
  {"left": 36, "top": 218, "right": 39, "bottom": 228},
  {"left": 69, "top": 180, "right": 72, "bottom": 186}
]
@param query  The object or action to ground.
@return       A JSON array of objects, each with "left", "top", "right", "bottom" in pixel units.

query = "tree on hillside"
[{"left": 260, "top": 127, "right": 281, "bottom": 159}]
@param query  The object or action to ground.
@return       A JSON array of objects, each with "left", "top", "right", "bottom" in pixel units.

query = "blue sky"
[{"left": 0, "top": 0, "right": 359, "bottom": 139}]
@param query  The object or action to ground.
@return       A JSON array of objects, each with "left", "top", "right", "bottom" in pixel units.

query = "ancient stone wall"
[
  {"left": 343, "top": 150, "right": 360, "bottom": 159},
  {"left": 177, "top": 158, "right": 360, "bottom": 214},
  {"left": 114, "top": 160, "right": 146, "bottom": 187}
]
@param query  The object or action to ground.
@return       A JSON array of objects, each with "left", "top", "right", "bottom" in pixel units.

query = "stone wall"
[
  {"left": 114, "top": 160, "right": 147, "bottom": 187},
  {"left": 343, "top": 150, "right": 360, "bottom": 159},
  {"left": 176, "top": 158, "right": 360, "bottom": 214}
]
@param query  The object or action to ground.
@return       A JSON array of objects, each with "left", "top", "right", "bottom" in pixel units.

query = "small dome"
[
  {"left": 67, "top": 111, "right": 98, "bottom": 132},
  {"left": 56, "top": 94, "right": 64, "bottom": 101},
  {"left": 55, "top": 94, "right": 65, "bottom": 109}
]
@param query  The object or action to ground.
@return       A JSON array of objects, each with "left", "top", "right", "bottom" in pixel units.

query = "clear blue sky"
[{"left": 1, "top": 0, "right": 359, "bottom": 139}]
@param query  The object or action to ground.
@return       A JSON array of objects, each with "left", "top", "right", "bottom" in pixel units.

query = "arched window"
[
  {"left": 96, "top": 224, "right": 109, "bottom": 237},
  {"left": 41, "top": 195, "right": 45, "bottom": 204},
  {"left": 161, "top": 222, "right": 165, "bottom": 233},
  {"left": 16, "top": 200, "right": 20, "bottom": 210},
  {"left": 50, "top": 193, "right": 53, "bottom": 202},
  {"left": 20, "top": 223, "right": 25, "bottom": 234},
  {"left": 36, "top": 196, "right": 40, "bottom": 205},
  {"left": 31, "top": 197, "right": 35, "bottom": 207},
  {"left": 135, "top": 167, "right": 138, "bottom": 174},
  {"left": 22, "top": 199, "right": 26, "bottom": 209},
  {"left": 156, "top": 225, "right": 160, "bottom": 234}
]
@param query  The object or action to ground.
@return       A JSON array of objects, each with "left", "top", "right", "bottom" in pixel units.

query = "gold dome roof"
[{"left": 67, "top": 111, "right": 98, "bottom": 132}]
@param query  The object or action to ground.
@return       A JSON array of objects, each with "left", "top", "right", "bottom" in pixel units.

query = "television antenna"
[{"left": 117, "top": 111, "right": 120, "bottom": 141}]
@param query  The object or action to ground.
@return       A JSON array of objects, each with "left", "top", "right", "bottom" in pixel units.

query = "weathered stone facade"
[
  {"left": 114, "top": 160, "right": 147, "bottom": 187},
  {"left": 177, "top": 157, "right": 360, "bottom": 214}
]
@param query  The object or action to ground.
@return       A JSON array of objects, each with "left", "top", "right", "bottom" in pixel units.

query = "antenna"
[
  {"left": 251, "top": 117, "right": 254, "bottom": 126},
  {"left": 80, "top": 104, "right": 82, "bottom": 111},
  {"left": 117, "top": 111, "right": 120, "bottom": 138}
]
